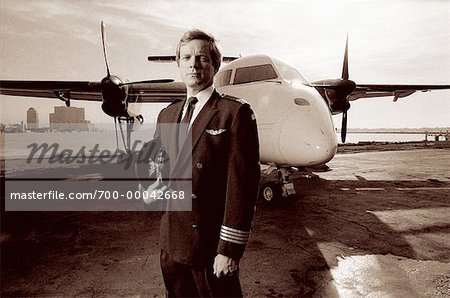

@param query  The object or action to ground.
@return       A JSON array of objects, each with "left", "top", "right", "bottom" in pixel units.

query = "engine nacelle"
[
  {"left": 100, "top": 75, "right": 130, "bottom": 117},
  {"left": 330, "top": 98, "right": 350, "bottom": 112},
  {"left": 313, "top": 79, "right": 355, "bottom": 113}
]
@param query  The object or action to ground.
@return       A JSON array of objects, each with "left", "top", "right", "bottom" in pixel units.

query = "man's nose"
[{"left": 189, "top": 56, "right": 201, "bottom": 68}]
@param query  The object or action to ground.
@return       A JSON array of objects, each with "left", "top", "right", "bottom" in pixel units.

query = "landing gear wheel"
[{"left": 261, "top": 182, "right": 281, "bottom": 202}]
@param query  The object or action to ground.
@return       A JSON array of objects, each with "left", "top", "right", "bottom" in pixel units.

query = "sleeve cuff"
[{"left": 217, "top": 225, "right": 250, "bottom": 260}]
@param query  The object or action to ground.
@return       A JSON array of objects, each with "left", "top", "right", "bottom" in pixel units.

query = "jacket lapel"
[
  {"left": 190, "top": 91, "right": 220, "bottom": 152},
  {"left": 170, "top": 91, "right": 220, "bottom": 179},
  {"left": 161, "top": 100, "right": 184, "bottom": 173}
]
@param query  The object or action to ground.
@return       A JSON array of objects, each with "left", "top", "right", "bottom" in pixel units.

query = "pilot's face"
[{"left": 178, "top": 39, "right": 215, "bottom": 95}]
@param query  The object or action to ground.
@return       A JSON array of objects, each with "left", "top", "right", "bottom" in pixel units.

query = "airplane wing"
[
  {"left": 0, "top": 80, "right": 187, "bottom": 104},
  {"left": 0, "top": 80, "right": 103, "bottom": 102},
  {"left": 311, "top": 79, "right": 450, "bottom": 143},
  {"left": 122, "top": 82, "right": 186, "bottom": 102},
  {"left": 349, "top": 84, "right": 450, "bottom": 101}
]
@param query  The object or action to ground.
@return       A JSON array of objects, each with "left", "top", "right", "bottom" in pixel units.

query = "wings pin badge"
[{"left": 205, "top": 129, "right": 227, "bottom": 135}]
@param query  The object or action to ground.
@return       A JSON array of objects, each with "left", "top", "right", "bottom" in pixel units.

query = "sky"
[{"left": 1, "top": 0, "right": 449, "bottom": 129}]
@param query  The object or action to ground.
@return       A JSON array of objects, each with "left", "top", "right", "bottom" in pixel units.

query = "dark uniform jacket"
[{"left": 154, "top": 90, "right": 260, "bottom": 266}]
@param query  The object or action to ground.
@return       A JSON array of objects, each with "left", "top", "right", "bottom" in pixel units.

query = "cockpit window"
[
  {"left": 273, "top": 60, "right": 310, "bottom": 85},
  {"left": 233, "top": 64, "right": 278, "bottom": 85},
  {"left": 215, "top": 69, "right": 232, "bottom": 87}
]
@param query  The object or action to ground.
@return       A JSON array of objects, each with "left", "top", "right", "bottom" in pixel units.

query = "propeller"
[
  {"left": 340, "top": 35, "right": 350, "bottom": 143},
  {"left": 311, "top": 35, "right": 355, "bottom": 143},
  {"left": 98, "top": 21, "right": 175, "bottom": 150},
  {"left": 342, "top": 36, "right": 349, "bottom": 80},
  {"left": 101, "top": 21, "right": 173, "bottom": 88},
  {"left": 101, "top": 21, "right": 111, "bottom": 77},
  {"left": 341, "top": 110, "right": 348, "bottom": 143}
]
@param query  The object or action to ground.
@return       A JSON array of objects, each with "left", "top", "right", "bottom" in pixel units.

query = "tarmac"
[{"left": 1, "top": 147, "right": 450, "bottom": 297}]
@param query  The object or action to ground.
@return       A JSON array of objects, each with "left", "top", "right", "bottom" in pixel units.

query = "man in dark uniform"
[{"left": 152, "top": 29, "right": 260, "bottom": 297}]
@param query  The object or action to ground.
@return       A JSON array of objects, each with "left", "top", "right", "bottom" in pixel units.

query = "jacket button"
[
  {"left": 192, "top": 223, "right": 199, "bottom": 229},
  {"left": 192, "top": 194, "right": 197, "bottom": 199},
  {"left": 196, "top": 162, "right": 203, "bottom": 169}
]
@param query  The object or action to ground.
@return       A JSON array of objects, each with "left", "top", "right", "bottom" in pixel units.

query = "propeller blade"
[
  {"left": 341, "top": 34, "right": 349, "bottom": 80},
  {"left": 101, "top": 21, "right": 111, "bottom": 77},
  {"left": 120, "top": 79, "right": 175, "bottom": 86},
  {"left": 341, "top": 110, "right": 348, "bottom": 143}
]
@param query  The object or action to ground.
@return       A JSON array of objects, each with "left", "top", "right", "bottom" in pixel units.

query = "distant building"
[
  {"left": 4, "top": 123, "right": 25, "bottom": 133},
  {"left": 49, "top": 106, "right": 91, "bottom": 131},
  {"left": 27, "top": 107, "right": 39, "bottom": 130}
]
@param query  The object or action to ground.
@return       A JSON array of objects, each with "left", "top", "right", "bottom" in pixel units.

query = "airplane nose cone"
[{"left": 278, "top": 112, "right": 337, "bottom": 166}]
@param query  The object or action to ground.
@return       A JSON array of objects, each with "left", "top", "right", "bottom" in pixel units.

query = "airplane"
[{"left": 1, "top": 22, "right": 449, "bottom": 201}]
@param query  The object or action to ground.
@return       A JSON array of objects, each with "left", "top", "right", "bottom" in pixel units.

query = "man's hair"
[{"left": 176, "top": 29, "right": 222, "bottom": 73}]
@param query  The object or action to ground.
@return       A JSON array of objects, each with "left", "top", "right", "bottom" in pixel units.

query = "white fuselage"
[{"left": 216, "top": 55, "right": 338, "bottom": 167}]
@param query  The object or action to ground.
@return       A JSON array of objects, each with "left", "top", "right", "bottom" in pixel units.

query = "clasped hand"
[
  {"left": 139, "top": 179, "right": 168, "bottom": 205},
  {"left": 213, "top": 254, "right": 239, "bottom": 278}
]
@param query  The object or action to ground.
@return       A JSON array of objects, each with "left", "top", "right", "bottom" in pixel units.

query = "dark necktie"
[{"left": 178, "top": 97, "right": 198, "bottom": 150}]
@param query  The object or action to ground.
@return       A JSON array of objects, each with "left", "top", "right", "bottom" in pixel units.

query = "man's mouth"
[{"left": 188, "top": 73, "right": 201, "bottom": 79}]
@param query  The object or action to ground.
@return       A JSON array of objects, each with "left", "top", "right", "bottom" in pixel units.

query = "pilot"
[{"left": 151, "top": 29, "right": 260, "bottom": 297}]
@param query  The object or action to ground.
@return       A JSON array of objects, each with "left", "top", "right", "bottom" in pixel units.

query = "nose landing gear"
[{"left": 261, "top": 167, "right": 296, "bottom": 202}]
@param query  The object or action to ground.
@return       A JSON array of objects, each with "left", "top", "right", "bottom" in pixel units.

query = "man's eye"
[{"left": 200, "top": 56, "right": 209, "bottom": 62}]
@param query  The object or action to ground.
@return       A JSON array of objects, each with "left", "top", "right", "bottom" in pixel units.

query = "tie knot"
[{"left": 187, "top": 97, "right": 198, "bottom": 106}]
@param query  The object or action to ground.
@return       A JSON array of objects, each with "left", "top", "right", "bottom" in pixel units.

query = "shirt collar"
[{"left": 186, "top": 85, "right": 214, "bottom": 105}]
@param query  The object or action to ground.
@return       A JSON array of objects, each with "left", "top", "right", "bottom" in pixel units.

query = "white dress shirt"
[{"left": 181, "top": 85, "right": 215, "bottom": 129}]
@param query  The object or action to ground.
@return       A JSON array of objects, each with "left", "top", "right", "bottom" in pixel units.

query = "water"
[
  {"left": 337, "top": 132, "right": 427, "bottom": 144},
  {"left": 1, "top": 128, "right": 156, "bottom": 176},
  {"left": 2, "top": 131, "right": 430, "bottom": 160},
  {"left": 2, "top": 130, "right": 155, "bottom": 159}
]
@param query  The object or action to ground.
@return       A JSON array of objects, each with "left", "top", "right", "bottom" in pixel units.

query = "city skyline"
[
  {"left": 4, "top": 104, "right": 449, "bottom": 131},
  {"left": 2, "top": 106, "right": 90, "bottom": 126}
]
